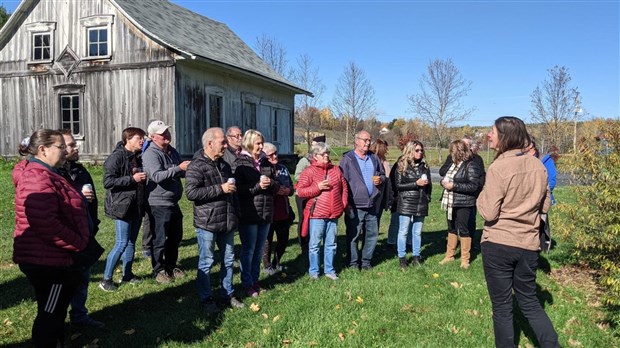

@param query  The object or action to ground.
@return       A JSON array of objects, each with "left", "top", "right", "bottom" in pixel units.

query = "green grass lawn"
[{"left": 0, "top": 163, "right": 617, "bottom": 347}]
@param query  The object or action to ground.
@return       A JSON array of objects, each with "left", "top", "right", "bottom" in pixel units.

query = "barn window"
[
  {"left": 80, "top": 15, "right": 114, "bottom": 60},
  {"left": 87, "top": 27, "right": 108, "bottom": 57},
  {"left": 32, "top": 33, "right": 51, "bottom": 61},
  {"left": 25, "top": 22, "right": 56, "bottom": 64},
  {"left": 60, "top": 94, "right": 81, "bottom": 136},
  {"left": 244, "top": 102, "right": 257, "bottom": 130},
  {"left": 209, "top": 95, "right": 222, "bottom": 128}
]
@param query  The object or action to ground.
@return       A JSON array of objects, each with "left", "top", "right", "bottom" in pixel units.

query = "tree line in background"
[{"left": 254, "top": 35, "right": 614, "bottom": 155}]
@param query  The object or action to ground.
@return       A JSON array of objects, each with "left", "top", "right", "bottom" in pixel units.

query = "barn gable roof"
[{"left": 0, "top": 0, "right": 311, "bottom": 95}]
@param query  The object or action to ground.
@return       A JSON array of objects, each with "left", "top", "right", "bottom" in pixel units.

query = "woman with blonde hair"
[
  {"left": 439, "top": 140, "right": 482, "bottom": 269},
  {"left": 478, "top": 116, "right": 560, "bottom": 347},
  {"left": 395, "top": 141, "right": 431, "bottom": 268},
  {"left": 233, "top": 129, "right": 279, "bottom": 297}
]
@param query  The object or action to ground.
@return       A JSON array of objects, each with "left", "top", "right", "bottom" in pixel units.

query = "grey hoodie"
[{"left": 142, "top": 143, "right": 184, "bottom": 206}]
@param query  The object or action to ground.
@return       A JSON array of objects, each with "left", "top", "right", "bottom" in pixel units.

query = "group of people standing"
[{"left": 12, "top": 115, "right": 560, "bottom": 347}]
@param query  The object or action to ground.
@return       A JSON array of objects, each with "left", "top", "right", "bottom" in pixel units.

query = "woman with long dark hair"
[
  {"left": 13, "top": 129, "right": 89, "bottom": 347},
  {"left": 478, "top": 116, "right": 560, "bottom": 347}
]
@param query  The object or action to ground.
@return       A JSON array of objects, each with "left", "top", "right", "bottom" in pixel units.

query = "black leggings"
[
  {"left": 447, "top": 206, "right": 472, "bottom": 238},
  {"left": 20, "top": 264, "right": 81, "bottom": 348}
]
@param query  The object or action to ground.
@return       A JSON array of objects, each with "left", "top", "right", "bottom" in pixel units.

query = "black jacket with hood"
[{"left": 103, "top": 141, "right": 144, "bottom": 220}]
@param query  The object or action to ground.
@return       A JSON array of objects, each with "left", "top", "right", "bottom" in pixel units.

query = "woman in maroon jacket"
[
  {"left": 296, "top": 142, "right": 348, "bottom": 280},
  {"left": 13, "top": 129, "right": 89, "bottom": 348}
]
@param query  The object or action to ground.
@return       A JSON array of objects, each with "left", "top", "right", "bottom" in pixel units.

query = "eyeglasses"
[
  {"left": 356, "top": 137, "right": 371, "bottom": 143},
  {"left": 227, "top": 134, "right": 242, "bottom": 139},
  {"left": 415, "top": 149, "right": 424, "bottom": 153},
  {"left": 50, "top": 144, "right": 67, "bottom": 150},
  {"left": 266, "top": 152, "right": 278, "bottom": 157}
]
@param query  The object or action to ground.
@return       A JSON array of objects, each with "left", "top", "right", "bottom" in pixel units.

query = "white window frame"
[
  {"left": 25, "top": 22, "right": 56, "bottom": 64},
  {"left": 80, "top": 15, "right": 114, "bottom": 60}
]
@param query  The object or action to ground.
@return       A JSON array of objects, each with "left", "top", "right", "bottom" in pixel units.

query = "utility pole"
[{"left": 573, "top": 89, "right": 581, "bottom": 153}]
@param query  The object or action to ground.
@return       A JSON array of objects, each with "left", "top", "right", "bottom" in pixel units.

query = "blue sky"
[{"left": 3, "top": 0, "right": 619, "bottom": 126}]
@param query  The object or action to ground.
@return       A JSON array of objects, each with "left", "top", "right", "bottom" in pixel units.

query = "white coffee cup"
[
  {"left": 227, "top": 177, "right": 235, "bottom": 184},
  {"left": 421, "top": 174, "right": 428, "bottom": 181}
]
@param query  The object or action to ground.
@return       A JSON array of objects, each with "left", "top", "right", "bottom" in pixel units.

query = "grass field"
[{"left": 0, "top": 161, "right": 617, "bottom": 347}]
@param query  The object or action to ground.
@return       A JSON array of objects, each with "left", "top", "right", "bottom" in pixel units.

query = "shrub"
[{"left": 556, "top": 119, "right": 620, "bottom": 329}]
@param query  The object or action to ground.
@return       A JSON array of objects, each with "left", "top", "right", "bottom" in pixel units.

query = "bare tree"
[
  {"left": 292, "top": 54, "right": 325, "bottom": 150},
  {"left": 332, "top": 61, "right": 377, "bottom": 145},
  {"left": 408, "top": 58, "right": 473, "bottom": 153},
  {"left": 530, "top": 65, "right": 579, "bottom": 151},
  {"left": 254, "top": 33, "right": 292, "bottom": 79}
]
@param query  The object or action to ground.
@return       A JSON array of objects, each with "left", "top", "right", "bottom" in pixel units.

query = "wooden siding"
[
  {"left": 0, "top": 0, "right": 174, "bottom": 73},
  {"left": 175, "top": 61, "right": 296, "bottom": 156},
  {"left": 0, "top": 66, "right": 175, "bottom": 159}
]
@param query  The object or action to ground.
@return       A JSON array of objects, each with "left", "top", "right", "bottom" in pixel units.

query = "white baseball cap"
[{"left": 147, "top": 120, "right": 171, "bottom": 136}]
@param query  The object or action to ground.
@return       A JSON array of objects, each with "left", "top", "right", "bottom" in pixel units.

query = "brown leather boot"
[
  {"left": 460, "top": 237, "right": 472, "bottom": 269},
  {"left": 439, "top": 233, "right": 458, "bottom": 265}
]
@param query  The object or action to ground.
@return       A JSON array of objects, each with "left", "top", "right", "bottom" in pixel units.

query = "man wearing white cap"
[{"left": 143, "top": 120, "right": 191, "bottom": 283}]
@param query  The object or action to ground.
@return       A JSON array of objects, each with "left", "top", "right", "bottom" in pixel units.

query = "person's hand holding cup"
[
  {"left": 417, "top": 173, "right": 429, "bottom": 186},
  {"left": 81, "top": 184, "right": 94, "bottom": 203},
  {"left": 372, "top": 174, "right": 382, "bottom": 186},
  {"left": 223, "top": 177, "right": 236, "bottom": 193},
  {"left": 132, "top": 167, "right": 147, "bottom": 183},
  {"left": 259, "top": 174, "right": 270, "bottom": 189}
]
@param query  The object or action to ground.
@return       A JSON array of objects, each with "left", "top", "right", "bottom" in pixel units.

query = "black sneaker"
[
  {"left": 411, "top": 256, "right": 422, "bottom": 266},
  {"left": 201, "top": 299, "right": 220, "bottom": 315},
  {"left": 399, "top": 257, "right": 408, "bottom": 270},
  {"left": 99, "top": 279, "right": 117, "bottom": 292}
]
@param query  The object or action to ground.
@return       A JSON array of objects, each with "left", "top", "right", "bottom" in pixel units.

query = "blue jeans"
[
  {"left": 69, "top": 267, "right": 91, "bottom": 323},
  {"left": 308, "top": 218, "right": 338, "bottom": 276},
  {"left": 345, "top": 208, "right": 379, "bottom": 268},
  {"left": 397, "top": 215, "right": 425, "bottom": 258},
  {"left": 196, "top": 229, "right": 235, "bottom": 302},
  {"left": 103, "top": 216, "right": 141, "bottom": 280},
  {"left": 238, "top": 224, "right": 270, "bottom": 288},
  {"left": 482, "top": 242, "right": 560, "bottom": 348}
]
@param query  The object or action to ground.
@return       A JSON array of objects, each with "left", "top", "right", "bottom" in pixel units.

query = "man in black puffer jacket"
[{"left": 185, "top": 127, "right": 243, "bottom": 314}]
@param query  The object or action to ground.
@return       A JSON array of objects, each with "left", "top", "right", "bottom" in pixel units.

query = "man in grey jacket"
[{"left": 143, "top": 120, "right": 191, "bottom": 283}]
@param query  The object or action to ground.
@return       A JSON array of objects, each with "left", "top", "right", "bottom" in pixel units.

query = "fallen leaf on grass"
[
  {"left": 3, "top": 318, "right": 12, "bottom": 326},
  {"left": 355, "top": 296, "right": 364, "bottom": 304},
  {"left": 272, "top": 315, "right": 281, "bottom": 322},
  {"left": 348, "top": 329, "right": 356, "bottom": 335},
  {"left": 450, "top": 325, "right": 460, "bottom": 334},
  {"left": 345, "top": 290, "right": 352, "bottom": 301},
  {"left": 376, "top": 272, "right": 385, "bottom": 277},
  {"left": 124, "top": 328, "right": 135, "bottom": 335},
  {"left": 338, "top": 332, "right": 345, "bottom": 341},
  {"left": 464, "top": 309, "right": 479, "bottom": 316},
  {"left": 565, "top": 316, "right": 581, "bottom": 327},
  {"left": 432, "top": 273, "right": 440, "bottom": 278},
  {"left": 352, "top": 320, "right": 359, "bottom": 327},
  {"left": 70, "top": 333, "right": 82, "bottom": 340},
  {"left": 261, "top": 313, "right": 269, "bottom": 319},
  {"left": 400, "top": 304, "right": 413, "bottom": 312},
  {"left": 280, "top": 272, "right": 288, "bottom": 278},
  {"left": 596, "top": 322, "right": 610, "bottom": 330},
  {"left": 450, "top": 281, "right": 462, "bottom": 289},
  {"left": 263, "top": 328, "right": 270, "bottom": 335},
  {"left": 335, "top": 304, "right": 341, "bottom": 310},
  {"left": 245, "top": 342, "right": 256, "bottom": 348},
  {"left": 308, "top": 341, "right": 318, "bottom": 346},
  {"left": 282, "top": 339, "right": 291, "bottom": 345},
  {"left": 250, "top": 303, "right": 260, "bottom": 312},
  {"left": 567, "top": 338, "right": 583, "bottom": 347}
]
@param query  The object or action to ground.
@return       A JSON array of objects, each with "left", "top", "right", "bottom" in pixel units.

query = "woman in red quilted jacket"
[
  {"left": 296, "top": 142, "right": 348, "bottom": 280},
  {"left": 13, "top": 129, "right": 89, "bottom": 348}
]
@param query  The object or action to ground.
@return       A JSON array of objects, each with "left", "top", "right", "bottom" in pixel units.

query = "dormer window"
[
  {"left": 25, "top": 22, "right": 56, "bottom": 64},
  {"left": 87, "top": 27, "right": 108, "bottom": 57},
  {"left": 80, "top": 15, "right": 114, "bottom": 60}
]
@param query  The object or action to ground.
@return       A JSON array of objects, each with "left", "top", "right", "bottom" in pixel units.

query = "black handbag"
[{"left": 72, "top": 237, "right": 105, "bottom": 270}]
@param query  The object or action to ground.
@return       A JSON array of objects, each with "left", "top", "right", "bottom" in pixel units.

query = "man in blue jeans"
[
  {"left": 340, "top": 130, "right": 386, "bottom": 270},
  {"left": 185, "top": 127, "right": 244, "bottom": 313},
  {"left": 143, "top": 120, "right": 191, "bottom": 283}
]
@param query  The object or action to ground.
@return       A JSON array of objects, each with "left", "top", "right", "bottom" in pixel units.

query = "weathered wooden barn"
[{"left": 0, "top": 0, "right": 309, "bottom": 159}]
